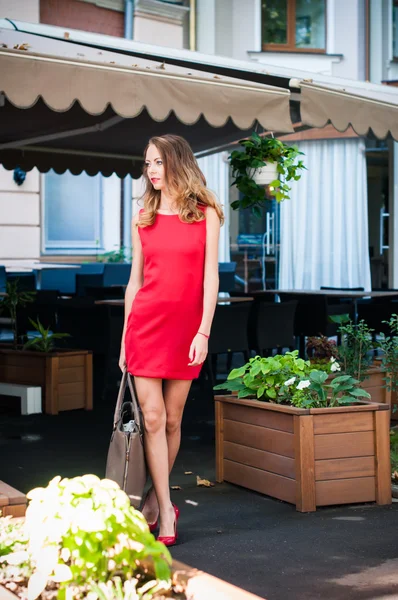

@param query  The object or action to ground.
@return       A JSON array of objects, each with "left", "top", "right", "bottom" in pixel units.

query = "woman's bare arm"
[
  {"left": 198, "top": 206, "right": 221, "bottom": 335},
  {"left": 189, "top": 207, "right": 220, "bottom": 366},
  {"left": 120, "top": 213, "right": 144, "bottom": 353}
]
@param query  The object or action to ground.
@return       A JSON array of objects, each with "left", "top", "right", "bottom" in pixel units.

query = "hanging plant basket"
[
  {"left": 252, "top": 161, "right": 279, "bottom": 186},
  {"left": 229, "top": 132, "right": 306, "bottom": 215}
]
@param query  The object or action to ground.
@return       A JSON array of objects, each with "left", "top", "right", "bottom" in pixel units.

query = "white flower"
[
  {"left": 297, "top": 380, "right": 311, "bottom": 390},
  {"left": 284, "top": 377, "right": 296, "bottom": 387},
  {"left": 330, "top": 361, "right": 341, "bottom": 372},
  {"left": 330, "top": 357, "right": 336, "bottom": 363}
]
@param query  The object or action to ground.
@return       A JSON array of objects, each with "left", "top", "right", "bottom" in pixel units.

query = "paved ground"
[{"left": 1, "top": 381, "right": 398, "bottom": 600}]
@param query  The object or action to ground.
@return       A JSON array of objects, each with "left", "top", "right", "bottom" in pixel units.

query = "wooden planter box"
[
  {"left": 0, "top": 347, "right": 92, "bottom": 415},
  {"left": 356, "top": 365, "right": 391, "bottom": 407},
  {"left": 0, "top": 482, "right": 26, "bottom": 518},
  {"left": 215, "top": 395, "right": 392, "bottom": 512},
  {"left": 0, "top": 560, "right": 264, "bottom": 600}
]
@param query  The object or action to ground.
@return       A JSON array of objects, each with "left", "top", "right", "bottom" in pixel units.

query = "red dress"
[{"left": 125, "top": 207, "right": 206, "bottom": 380}]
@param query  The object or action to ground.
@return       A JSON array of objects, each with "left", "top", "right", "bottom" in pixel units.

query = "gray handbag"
[{"left": 105, "top": 370, "right": 147, "bottom": 508}]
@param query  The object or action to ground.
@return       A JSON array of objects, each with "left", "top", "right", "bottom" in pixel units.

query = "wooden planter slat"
[
  {"left": 294, "top": 415, "right": 316, "bottom": 512},
  {"left": 316, "top": 478, "right": 376, "bottom": 506},
  {"left": 215, "top": 394, "right": 392, "bottom": 512},
  {"left": 314, "top": 431, "right": 375, "bottom": 460},
  {"left": 315, "top": 456, "right": 375, "bottom": 481},
  {"left": 224, "top": 441, "right": 296, "bottom": 479},
  {"left": 0, "top": 348, "right": 92, "bottom": 415},
  {"left": 224, "top": 402, "right": 293, "bottom": 432},
  {"left": 375, "top": 409, "right": 393, "bottom": 504},
  {"left": 224, "top": 420, "right": 295, "bottom": 458},
  {"left": 312, "top": 412, "right": 374, "bottom": 434},
  {"left": 224, "top": 460, "right": 296, "bottom": 504}
]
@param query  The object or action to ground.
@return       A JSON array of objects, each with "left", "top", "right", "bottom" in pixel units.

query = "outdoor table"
[
  {"left": 252, "top": 289, "right": 398, "bottom": 299},
  {"left": 3, "top": 261, "right": 81, "bottom": 290},
  {"left": 95, "top": 296, "right": 253, "bottom": 306}
]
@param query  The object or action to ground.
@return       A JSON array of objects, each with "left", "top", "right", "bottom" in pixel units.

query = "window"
[
  {"left": 43, "top": 171, "right": 103, "bottom": 253},
  {"left": 394, "top": 0, "right": 398, "bottom": 59},
  {"left": 262, "top": 0, "right": 326, "bottom": 52}
]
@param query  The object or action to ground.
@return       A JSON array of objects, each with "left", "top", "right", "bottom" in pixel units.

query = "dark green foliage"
[
  {"left": 0, "top": 280, "right": 35, "bottom": 349},
  {"left": 23, "top": 318, "right": 70, "bottom": 353},
  {"left": 229, "top": 132, "right": 305, "bottom": 214}
]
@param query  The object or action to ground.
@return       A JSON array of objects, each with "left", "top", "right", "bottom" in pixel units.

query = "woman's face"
[{"left": 145, "top": 144, "right": 166, "bottom": 191}]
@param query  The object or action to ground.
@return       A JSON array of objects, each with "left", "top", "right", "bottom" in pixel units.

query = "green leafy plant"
[
  {"left": 0, "top": 475, "right": 171, "bottom": 600},
  {"left": 229, "top": 132, "right": 305, "bottom": 215},
  {"left": 214, "top": 351, "right": 312, "bottom": 401},
  {"left": 0, "top": 280, "right": 35, "bottom": 349},
  {"left": 391, "top": 429, "right": 398, "bottom": 478},
  {"left": 213, "top": 351, "right": 368, "bottom": 409},
  {"left": 97, "top": 246, "right": 132, "bottom": 263},
  {"left": 22, "top": 318, "right": 70, "bottom": 353},
  {"left": 292, "top": 370, "right": 371, "bottom": 409},
  {"left": 377, "top": 314, "right": 398, "bottom": 395},
  {"left": 337, "top": 319, "right": 375, "bottom": 382}
]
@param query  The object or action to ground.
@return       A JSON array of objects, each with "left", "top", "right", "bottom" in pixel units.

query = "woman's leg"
[
  {"left": 133, "top": 376, "right": 175, "bottom": 537},
  {"left": 143, "top": 379, "right": 192, "bottom": 520},
  {"left": 164, "top": 379, "right": 192, "bottom": 470}
]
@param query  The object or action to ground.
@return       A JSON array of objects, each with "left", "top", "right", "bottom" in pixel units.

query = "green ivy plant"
[
  {"left": 0, "top": 280, "right": 35, "bottom": 349},
  {"left": 229, "top": 132, "right": 305, "bottom": 216},
  {"left": 0, "top": 475, "right": 171, "bottom": 600},
  {"left": 23, "top": 318, "right": 70, "bottom": 353}
]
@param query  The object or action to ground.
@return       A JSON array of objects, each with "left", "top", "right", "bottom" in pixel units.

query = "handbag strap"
[{"left": 112, "top": 370, "right": 143, "bottom": 434}]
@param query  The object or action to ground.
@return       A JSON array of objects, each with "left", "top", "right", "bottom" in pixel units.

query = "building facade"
[{"left": 0, "top": 0, "right": 397, "bottom": 289}]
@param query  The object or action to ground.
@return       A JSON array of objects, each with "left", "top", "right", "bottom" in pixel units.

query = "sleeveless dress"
[{"left": 125, "top": 206, "right": 207, "bottom": 380}]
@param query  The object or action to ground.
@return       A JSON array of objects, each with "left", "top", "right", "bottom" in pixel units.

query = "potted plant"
[
  {"left": 0, "top": 280, "right": 35, "bottom": 349},
  {"left": 377, "top": 314, "right": 398, "bottom": 413},
  {"left": 214, "top": 351, "right": 391, "bottom": 512},
  {"left": 229, "top": 132, "right": 305, "bottom": 216},
  {"left": 0, "top": 285, "right": 93, "bottom": 415},
  {"left": 318, "top": 318, "right": 392, "bottom": 407},
  {"left": 0, "top": 475, "right": 263, "bottom": 600}
]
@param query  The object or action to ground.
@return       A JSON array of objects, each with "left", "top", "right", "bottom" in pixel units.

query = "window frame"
[
  {"left": 393, "top": 0, "right": 398, "bottom": 60},
  {"left": 41, "top": 172, "right": 104, "bottom": 256},
  {"left": 262, "top": 0, "right": 327, "bottom": 53}
]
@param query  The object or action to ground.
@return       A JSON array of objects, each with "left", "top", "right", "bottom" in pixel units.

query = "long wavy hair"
[{"left": 138, "top": 134, "right": 224, "bottom": 227}]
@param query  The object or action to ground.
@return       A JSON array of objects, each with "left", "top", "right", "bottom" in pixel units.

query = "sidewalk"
[{"left": 1, "top": 393, "right": 398, "bottom": 600}]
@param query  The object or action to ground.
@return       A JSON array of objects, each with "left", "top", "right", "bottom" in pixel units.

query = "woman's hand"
[
  {"left": 119, "top": 346, "right": 126, "bottom": 372},
  {"left": 188, "top": 333, "right": 208, "bottom": 367}
]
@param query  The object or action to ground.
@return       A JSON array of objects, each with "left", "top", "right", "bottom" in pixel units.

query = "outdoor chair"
[
  {"left": 249, "top": 300, "right": 297, "bottom": 355},
  {"left": 0, "top": 266, "right": 6, "bottom": 293},
  {"left": 7, "top": 273, "right": 36, "bottom": 291},
  {"left": 357, "top": 301, "right": 397, "bottom": 338},
  {"left": 102, "top": 264, "right": 131, "bottom": 287},
  {"left": 206, "top": 301, "right": 252, "bottom": 386},
  {"left": 40, "top": 268, "right": 80, "bottom": 295},
  {"left": 218, "top": 262, "right": 237, "bottom": 293},
  {"left": 278, "top": 293, "right": 354, "bottom": 356},
  {"left": 17, "top": 290, "right": 59, "bottom": 338}
]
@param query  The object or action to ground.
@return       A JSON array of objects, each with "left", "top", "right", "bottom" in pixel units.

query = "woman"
[{"left": 119, "top": 134, "right": 223, "bottom": 546}]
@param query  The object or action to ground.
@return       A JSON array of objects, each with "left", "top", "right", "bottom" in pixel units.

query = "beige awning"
[
  {"left": 0, "top": 29, "right": 293, "bottom": 177},
  {"left": 299, "top": 81, "right": 398, "bottom": 140}
]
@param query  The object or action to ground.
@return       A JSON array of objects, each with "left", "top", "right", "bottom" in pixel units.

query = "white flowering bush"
[
  {"left": 214, "top": 351, "right": 369, "bottom": 408},
  {"left": 0, "top": 475, "right": 171, "bottom": 600}
]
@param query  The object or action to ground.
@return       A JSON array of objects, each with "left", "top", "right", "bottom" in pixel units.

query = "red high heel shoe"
[{"left": 157, "top": 504, "right": 179, "bottom": 547}]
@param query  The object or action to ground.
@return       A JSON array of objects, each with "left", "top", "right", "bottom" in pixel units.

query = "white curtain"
[
  {"left": 197, "top": 152, "right": 230, "bottom": 261},
  {"left": 279, "top": 138, "right": 371, "bottom": 291}
]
